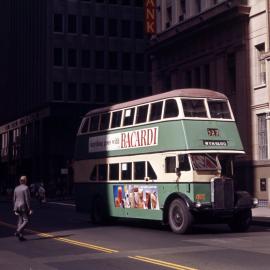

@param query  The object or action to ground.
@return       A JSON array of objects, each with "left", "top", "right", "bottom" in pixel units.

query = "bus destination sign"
[{"left": 203, "top": 140, "right": 228, "bottom": 146}]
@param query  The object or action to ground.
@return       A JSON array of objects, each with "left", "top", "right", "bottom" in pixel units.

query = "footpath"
[{"left": 1, "top": 195, "right": 270, "bottom": 225}]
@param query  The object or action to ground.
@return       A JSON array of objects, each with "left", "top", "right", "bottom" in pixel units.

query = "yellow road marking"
[
  {"left": 128, "top": 256, "right": 198, "bottom": 270},
  {"left": 0, "top": 220, "right": 199, "bottom": 269},
  {"left": 0, "top": 220, "right": 117, "bottom": 253}
]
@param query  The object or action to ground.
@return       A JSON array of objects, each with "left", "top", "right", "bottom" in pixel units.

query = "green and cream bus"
[{"left": 74, "top": 88, "right": 257, "bottom": 234}]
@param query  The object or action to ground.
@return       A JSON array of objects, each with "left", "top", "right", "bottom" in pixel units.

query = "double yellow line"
[
  {"left": 129, "top": 256, "right": 198, "bottom": 270},
  {"left": 0, "top": 220, "right": 198, "bottom": 270}
]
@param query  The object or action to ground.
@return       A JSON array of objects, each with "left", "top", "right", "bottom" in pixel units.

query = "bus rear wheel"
[
  {"left": 91, "top": 196, "right": 105, "bottom": 224},
  {"left": 168, "top": 198, "right": 193, "bottom": 234}
]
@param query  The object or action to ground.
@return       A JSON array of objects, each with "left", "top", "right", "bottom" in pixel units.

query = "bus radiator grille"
[{"left": 212, "top": 177, "right": 234, "bottom": 209}]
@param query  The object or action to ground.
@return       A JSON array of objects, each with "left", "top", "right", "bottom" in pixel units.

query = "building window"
[
  {"left": 108, "top": 18, "right": 118, "bottom": 37},
  {"left": 109, "top": 51, "right": 118, "bottom": 69},
  {"left": 122, "top": 52, "right": 131, "bottom": 70},
  {"left": 134, "top": 0, "right": 143, "bottom": 7},
  {"left": 68, "top": 49, "right": 77, "bottom": 67},
  {"left": 121, "top": 20, "right": 131, "bottom": 38},
  {"left": 204, "top": 64, "right": 210, "bottom": 88},
  {"left": 68, "top": 83, "right": 77, "bottom": 101},
  {"left": 81, "top": 50, "right": 91, "bottom": 68},
  {"left": 185, "top": 70, "right": 192, "bottom": 87},
  {"left": 95, "top": 17, "right": 104, "bottom": 36},
  {"left": 166, "top": 6, "right": 172, "bottom": 28},
  {"left": 227, "top": 53, "right": 236, "bottom": 92},
  {"left": 109, "top": 0, "right": 118, "bottom": 4},
  {"left": 135, "top": 53, "right": 144, "bottom": 71},
  {"left": 53, "top": 82, "right": 63, "bottom": 100},
  {"left": 179, "top": 0, "right": 186, "bottom": 22},
  {"left": 195, "top": 0, "right": 202, "bottom": 13},
  {"left": 260, "top": 178, "right": 267, "bottom": 192},
  {"left": 122, "top": 85, "right": 132, "bottom": 101},
  {"left": 54, "top": 48, "right": 63, "bottom": 66},
  {"left": 135, "top": 21, "right": 143, "bottom": 39},
  {"left": 258, "top": 113, "right": 268, "bottom": 160},
  {"left": 194, "top": 67, "right": 201, "bottom": 87},
  {"left": 54, "top": 14, "right": 63, "bottom": 32},
  {"left": 109, "top": 85, "right": 119, "bottom": 103},
  {"left": 95, "top": 84, "right": 105, "bottom": 102},
  {"left": 95, "top": 51, "right": 104, "bottom": 69},
  {"left": 122, "top": 0, "right": 130, "bottom": 5},
  {"left": 256, "top": 43, "right": 266, "bottom": 85},
  {"left": 68, "top": 15, "right": 77, "bottom": 33},
  {"left": 82, "top": 16, "right": 91, "bottom": 35},
  {"left": 81, "top": 83, "right": 91, "bottom": 102}
]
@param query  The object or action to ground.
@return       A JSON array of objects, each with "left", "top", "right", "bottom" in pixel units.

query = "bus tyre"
[
  {"left": 91, "top": 197, "right": 105, "bottom": 225},
  {"left": 228, "top": 209, "right": 252, "bottom": 232},
  {"left": 168, "top": 198, "right": 193, "bottom": 234}
]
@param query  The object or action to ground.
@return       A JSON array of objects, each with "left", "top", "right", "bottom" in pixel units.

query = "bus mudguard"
[{"left": 163, "top": 192, "right": 193, "bottom": 223}]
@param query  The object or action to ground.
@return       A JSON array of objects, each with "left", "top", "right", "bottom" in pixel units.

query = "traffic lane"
[{"left": 0, "top": 224, "right": 199, "bottom": 270}]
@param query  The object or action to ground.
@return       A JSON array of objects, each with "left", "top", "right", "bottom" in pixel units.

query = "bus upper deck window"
[
  {"left": 111, "top": 110, "right": 122, "bottom": 128},
  {"left": 80, "top": 118, "right": 89, "bottom": 133},
  {"left": 150, "top": 101, "right": 163, "bottom": 121},
  {"left": 208, "top": 100, "right": 231, "bottom": 119},
  {"left": 136, "top": 104, "right": 148, "bottom": 124},
  {"left": 164, "top": 99, "right": 179, "bottom": 119},
  {"left": 90, "top": 115, "right": 100, "bottom": 132},
  {"left": 123, "top": 108, "right": 135, "bottom": 126},
  {"left": 182, "top": 99, "right": 207, "bottom": 118},
  {"left": 100, "top": 113, "right": 111, "bottom": 130}
]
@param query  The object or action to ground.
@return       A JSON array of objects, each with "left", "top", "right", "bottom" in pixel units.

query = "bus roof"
[{"left": 86, "top": 88, "right": 228, "bottom": 116}]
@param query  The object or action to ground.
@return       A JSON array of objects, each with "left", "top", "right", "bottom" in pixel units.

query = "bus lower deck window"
[
  {"left": 165, "top": 156, "right": 176, "bottom": 173},
  {"left": 147, "top": 162, "right": 157, "bottom": 180},
  {"left": 121, "top": 162, "right": 132, "bottom": 180},
  {"left": 98, "top": 164, "right": 108, "bottom": 181},
  {"left": 109, "top": 163, "right": 119, "bottom": 180},
  {"left": 134, "top": 161, "right": 145, "bottom": 180}
]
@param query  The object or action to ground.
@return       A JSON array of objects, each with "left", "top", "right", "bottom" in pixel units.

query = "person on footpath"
[{"left": 13, "top": 175, "right": 33, "bottom": 241}]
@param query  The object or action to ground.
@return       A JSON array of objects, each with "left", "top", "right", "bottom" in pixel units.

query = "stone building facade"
[{"left": 149, "top": 0, "right": 270, "bottom": 201}]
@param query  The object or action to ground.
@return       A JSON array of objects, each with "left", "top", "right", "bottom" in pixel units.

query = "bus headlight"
[
  {"left": 195, "top": 201, "right": 202, "bottom": 208},
  {"left": 252, "top": 197, "right": 259, "bottom": 208}
]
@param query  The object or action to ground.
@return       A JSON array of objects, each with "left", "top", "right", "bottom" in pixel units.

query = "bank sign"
[{"left": 89, "top": 127, "right": 158, "bottom": 153}]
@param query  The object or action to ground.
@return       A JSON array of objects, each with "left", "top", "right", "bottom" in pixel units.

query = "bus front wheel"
[
  {"left": 228, "top": 209, "right": 252, "bottom": 232},
  {"left": 168, "top": 198, "right": 193, "bottom": 234}
]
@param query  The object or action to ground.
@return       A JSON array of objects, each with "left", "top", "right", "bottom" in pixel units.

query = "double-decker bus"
[{"left": 74, "top": 88, "right": 257, "bottom": 234}]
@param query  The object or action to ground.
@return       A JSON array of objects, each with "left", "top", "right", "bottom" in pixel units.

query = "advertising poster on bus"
[{"left": 113, "top": 184, "right": 159, "bottom": 210}]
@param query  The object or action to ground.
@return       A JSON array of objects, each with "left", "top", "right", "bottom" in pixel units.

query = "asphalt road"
[{"left": 0, "top": 200, "right": 270, "bottom": 270}]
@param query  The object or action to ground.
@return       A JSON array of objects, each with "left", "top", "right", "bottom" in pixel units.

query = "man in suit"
[{"left": 13, "top": 175, "right": 32, "bottom": 241}]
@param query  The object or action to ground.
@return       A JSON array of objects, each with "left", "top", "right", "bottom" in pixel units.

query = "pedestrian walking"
[{"left": 13, "top": 175, "right": 33, "bottom": 241}]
